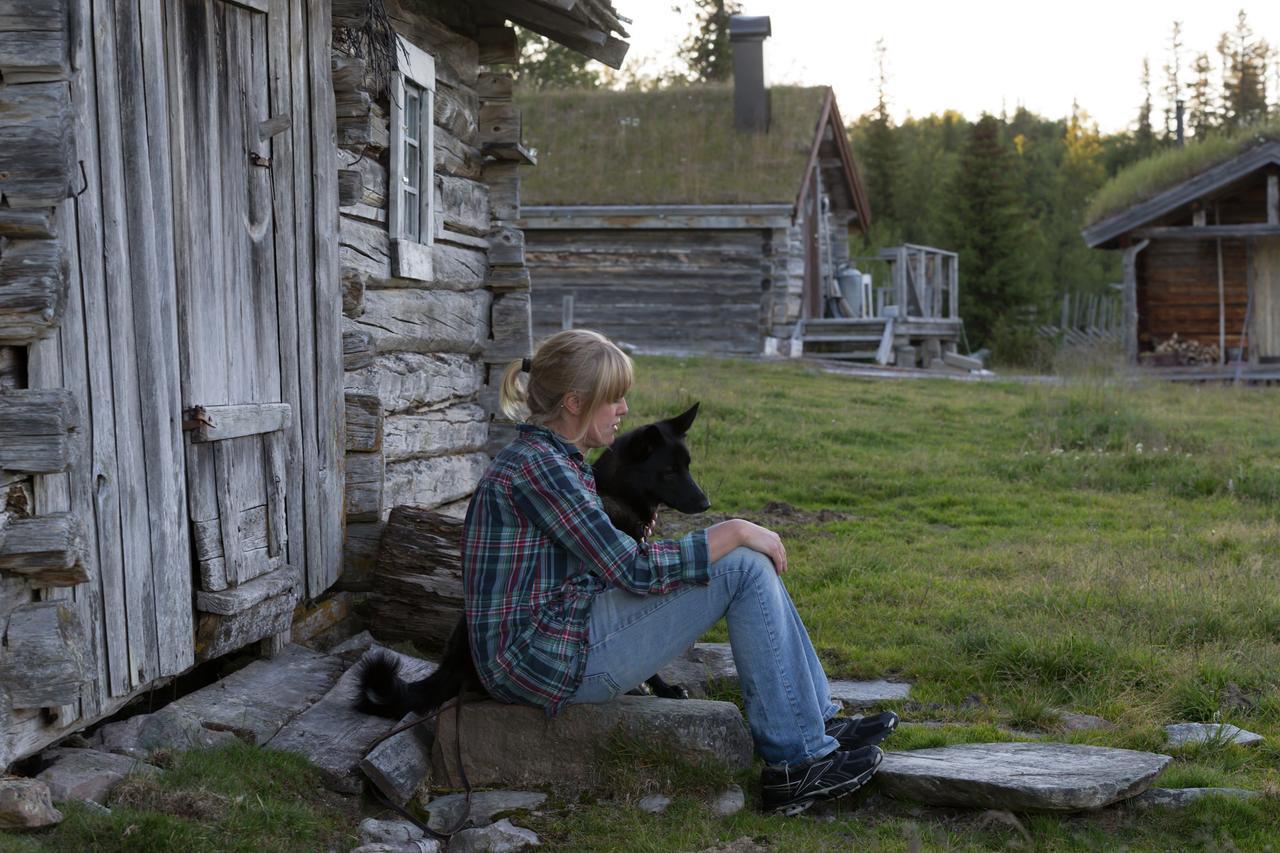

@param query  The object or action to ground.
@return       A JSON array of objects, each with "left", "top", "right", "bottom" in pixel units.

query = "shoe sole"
[
  {"left": 834, "top": 713, "right": 900, "bottom": 750},
  {"left": 768, "top": 751, "right": 883, "bottom": 816}
]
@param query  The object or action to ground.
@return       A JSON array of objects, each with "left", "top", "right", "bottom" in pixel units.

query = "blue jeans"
[{"left": 568, "top": 547, "right": 841, "bottom": 768}]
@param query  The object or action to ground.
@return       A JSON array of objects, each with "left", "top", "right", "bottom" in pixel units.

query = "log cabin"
[
  {"left": 1082, "top": 137, "right": 1280, "bottom": 371},
  {"left": 0, "top": 0, "right": 629, "bottom": 770},
  {"left": 517, "top": 16, "right": 883, "bottom": 358}
]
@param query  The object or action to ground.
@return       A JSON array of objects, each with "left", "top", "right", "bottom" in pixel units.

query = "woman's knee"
[{"left": 712, "top": 546, "right": 777, "bottom": 587}]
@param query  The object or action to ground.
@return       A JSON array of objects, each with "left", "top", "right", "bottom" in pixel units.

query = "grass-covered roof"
[
  {"left": 1085, "top": 120, "right": 1280, "bottom": 227},
  {"left": 516, "top": 84, "right": 830, "bottom": 206}
]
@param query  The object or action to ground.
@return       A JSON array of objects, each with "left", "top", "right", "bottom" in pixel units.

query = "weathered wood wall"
[
  {"left": 1, "top": 0, "right": 342, "bottom": 770},
  {"left": 1138, "top": 238, "right": 1249, "bottom": 351},
  {"left": 334, "top": 0, "right": 532, "bottom": 587},
  {"left": 525, "top": 228, "right": 768, "bottom": 354}
]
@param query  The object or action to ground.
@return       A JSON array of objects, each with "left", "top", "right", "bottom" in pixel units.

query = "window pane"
[
  {"left": 404, "top": 88, "right": 419, "bottom": 143},
  {"left": 405, "top": 141, "right": 419, "bottom": 191},
  {"left": 406, "top": 188, "right": 419, "bottom": 238}
]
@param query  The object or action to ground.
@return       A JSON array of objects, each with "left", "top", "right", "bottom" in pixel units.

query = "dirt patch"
[
  {"left": 655, "top": 501, "right": 851, "bottom": 540},
  {"left": 110, "top": 776, "right": 230, "bottom": 822}
]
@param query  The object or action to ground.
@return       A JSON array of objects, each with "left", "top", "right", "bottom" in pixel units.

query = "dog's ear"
[
  {"left": 666, "top": 402, "right": 700, "bottom": 436},
  {"left": 625, "top": 424, "right": 663, "bottom": 461}
]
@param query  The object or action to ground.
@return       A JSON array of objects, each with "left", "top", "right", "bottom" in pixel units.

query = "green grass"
[
  {"left": 13, "top": 356, "right": 1280, "bottom": 850},
  {"left": 1085, "top": 119, "right": 1280, "bottom": 226},
  {"left": 518, "top": 84, "right": 827, "bottom": 205}
]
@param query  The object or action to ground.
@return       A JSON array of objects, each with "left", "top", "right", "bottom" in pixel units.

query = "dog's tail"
[{"left": 354, "top": 620, "right": 475, "bottom": 719}]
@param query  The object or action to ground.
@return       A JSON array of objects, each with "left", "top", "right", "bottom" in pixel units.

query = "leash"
[{"left": 362, "top": 693, "right": 476, "bottom": 841}]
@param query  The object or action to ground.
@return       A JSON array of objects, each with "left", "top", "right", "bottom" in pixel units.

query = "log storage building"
[
  {"left": 0, "top": 0, "right": 628, "bottom": 769},
  {"left": 518, "top": 16, "right": 872, "bottom": 356},
  {"left": 1082, "top": 134, "right": 1280, "bottom": 372}
]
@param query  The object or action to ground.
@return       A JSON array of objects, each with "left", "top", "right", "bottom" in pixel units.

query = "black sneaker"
[
  {"left": 825, "top": 711, "right": 899, "bottom": 749},
  {"left": 760, "top": 745, "right": 883, "bottom": 815}
]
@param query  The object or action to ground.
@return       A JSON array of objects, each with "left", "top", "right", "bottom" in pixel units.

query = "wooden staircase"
[{"left": 801, "top": 318, "right": 892, "bottom": 361}]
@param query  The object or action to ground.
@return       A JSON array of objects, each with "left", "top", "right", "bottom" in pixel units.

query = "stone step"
[
  {"left": 430, "top": 695, "right": 752, "bottom": 794},
  {"left": 267, "top": 647, "right": 437, "bottom": 793},
  {"left": 1164, "top": 722, "right": 1263, "bottom": 748},
  {"left": 93, "top": 643, "right": 348, "bottom": 755},
  {"left": 657, "top": 643, "right": 911, "bottom": 708},
  {"left": 878, "top": 742, "right": 1171, "bottom": 812}
]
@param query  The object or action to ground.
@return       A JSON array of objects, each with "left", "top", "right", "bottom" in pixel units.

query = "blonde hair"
[{"left": 499, "top": 329, "right": 634, "bottom": 444}]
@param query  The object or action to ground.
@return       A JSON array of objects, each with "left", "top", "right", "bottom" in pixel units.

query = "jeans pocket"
[{"left": 572, "top": 671, "right": 623, "bottom": 704}]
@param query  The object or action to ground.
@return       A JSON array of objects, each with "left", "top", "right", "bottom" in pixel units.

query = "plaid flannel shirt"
[{"left": 462, "top": 423, "right": 710, "bottom": 715}]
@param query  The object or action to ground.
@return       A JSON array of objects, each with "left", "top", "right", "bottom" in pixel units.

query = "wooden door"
[
  {"left": 1252, "top": 237, "right": 1280, "bottom": 361},
  {"left": 167, "top": 0, "right": 299, "bottom": 652}
]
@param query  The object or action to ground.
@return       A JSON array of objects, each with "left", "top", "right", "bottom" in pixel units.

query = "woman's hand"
[{"left": 706, "top": 519, "right": 788, "bottom": 574}]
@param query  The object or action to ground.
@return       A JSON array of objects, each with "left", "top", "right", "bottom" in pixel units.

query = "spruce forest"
[{"left": 517, "top": 6, "right": 1280, "bottom": 363}]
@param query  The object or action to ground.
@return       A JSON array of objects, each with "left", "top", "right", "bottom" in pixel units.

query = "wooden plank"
[
  {"left": 194, "top": 584, "right": 298, "bottom": 661},
  {"left": 70, "top": 0, "right": 126, "bottom": 701},
  {"left": 213, "top": 440, "right": 246, "bottom": 587},
  {"left": 1133, "top": 224, "right": 1280, "bottom": 240},
  {"left": 344, "top": 450, "right": 383, "bottom": 522},
  {"left": 0, "top": 239, "right": 68, "bottom": 344},
  {"left": 438, "top": 175, "right": 489, "bottom": 236},
  {"left": 246, "top": 8, "right": 282, "bottom": 411},
  {"left": 434, "top": 80, "right": 477, "bottom": 144},
  {"left": 195, "top": 563, "right": 297, "bottom": 615},
  {"left": 476, "top": 71, "right": 513, "bottom": 102},
  {"left": 268, "top": 0, "right": 303, "bottom": 597},
  {"left": 484, "top": 291, "right": 531, "bottom": 364},
  {"left": 264, "top": 429, "right": 287, "bottom": 559},
  {"left": 0, "top": 0, "right": 69, "bottom": 31},
  {"left": 345, "top": 392, "right": 383, "bottom": 452},
  {"left": 477, "top": 102, "right": 520, "bottom": 148},
  {"left": 0, "top": 601, "right": 87, "bottom": 709},
  {"left": 0, "top": 82, "right": 75, "bottom": 206},
  {"left": 435, "top": 125, "right": 483, "bottom": 180},
  {"left": 0, "top": 388, "right": 77, "bottom": 472},
  {"left": 87, "top": 0, "right": 155, "bottom": 691},
  {"left": 0, "top": 29, "right": 68, "bottom": 83},
  {"left": 475, "top": 25, "right": 518, "bottom": 65},
  {"left": 0, "top": 209, "right": 56, "bottom": 239},
  {"left": 343, "top": 323, "right": 374, "bottom": 371},
  {"left": 187, "top": 402, "right": 292, "bottom": 443},
  {"left": 0, "top": 513, "right": 88, "bottom": 586},
  {"left": 488, "top": 225, "right": 524, "bottom": 267},
  {"left": 1268, "top": 174, "right": 1279, "bottom": 226},
  {"left": 1123, "top": 239, "right": 1149, "bottom": 366},
  {"left": 310, "top": 0, "right": 345, "bottom": 597}
]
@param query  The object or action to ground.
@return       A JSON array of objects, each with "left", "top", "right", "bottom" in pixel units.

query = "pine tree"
[
  {"left": 1218, "top": 11, "right": 1270, "bottom": 129},
  {"left": 1135, "top": 57, "right": 1157, "bottom": 155},
  {"left": 674, "top": 0, "right": 742, "bottom": 83},
  {"left": 943, "top": 115, "right": 1040, "bottom": 355},
  {"left": 860, "top": 39, "right": 901, "bottom": 229},
  {"left": 1162, "top": 21, "right": 1184, "bottom": 140},
  {"left": 1187, "top": 51, "right": 1216, "bottom": 137}
]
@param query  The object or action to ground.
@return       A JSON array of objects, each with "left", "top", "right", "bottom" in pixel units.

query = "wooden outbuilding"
[
  {"left": 1082, "top": 139, "right": 1280, "bottom": 369},
  {"left": 517, "top": 16, "right": 875, "bottom": 356},
  {"left": 0, "top": 0, "right": 627, "bottom": 769}
]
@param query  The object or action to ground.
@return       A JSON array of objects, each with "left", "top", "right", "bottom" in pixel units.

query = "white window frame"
[{"left": 389, "top": 35, "right": 436, "bottom": 281}]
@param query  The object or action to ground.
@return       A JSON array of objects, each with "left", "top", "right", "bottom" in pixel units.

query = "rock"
[
  {"left": 636, "top": 794, "right": 671, "bottom": 814},
  {"left": 1164, "top": 723, "right": 1263, "bottom": 748},
  {"left": 447, "top": 818, "right": 539, "bottom": 852},
  {"left": 1056, "top": 712, "right": 1116, "bottom": 733},
  {"left": 330, "top": 630, "right": 377, "bottom": 655},
  {"left": 699, "top": 838, "right": 768, "bottom": 853},
  {"left": 360, "top": 816, "right": 425, "bottom": 845},
  {"left": 709, "top": 784, "right": 745, "bottom": 818},
  {"left": 95, "top": 710, "right": 241, "bottom": 757},
  {"left": 361, "top": 712, "right": 436, "bottom": 806},
  {"left": 431, "top": 697, "right": 752, "bottom": 794},
  {"left": 828, "top": 680, "right": 911, "bottom": 708},
  {"left": 1129, "top": 787, "right": 1260, "bottom": 809},
  {"left": 878, "top": 742, "right": 1171, "bottom": 811},
  {"left": 0, "top": 778, "right": 63, "bottom": 829},
  {"left": 656, "top": 643, "right": 737, "bottom": 698},
  {"left": 267, "top": 647, "right": 437, "bottom": 793},
  {"left": 426, "top": 791, "right": 546, "bottom": 833},
  {"left": 78, "top": 799, "right": 112, "bottom": 816},
  {"left": 351, "top": 843, "right": 441, "bottom": 853},
  {"left": 35, "top": 748, "right": 161, "bottom": 804}
]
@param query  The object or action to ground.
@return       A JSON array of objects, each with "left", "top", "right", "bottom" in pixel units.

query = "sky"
[{"left": 616, "top": 2, "right": 1280, "bottom": 133}]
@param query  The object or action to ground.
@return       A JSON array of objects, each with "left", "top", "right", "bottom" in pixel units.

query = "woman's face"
[{"left": 581, "top": 396, "right": 628, "bottom": 449}]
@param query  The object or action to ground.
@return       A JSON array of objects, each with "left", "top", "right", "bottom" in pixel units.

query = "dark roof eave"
[
  {"left": 794, "top": 88, "right": 872, "bottom": 235},
  {"left": 1082, "top": 140, "right": 1280, "bottom": 249}
]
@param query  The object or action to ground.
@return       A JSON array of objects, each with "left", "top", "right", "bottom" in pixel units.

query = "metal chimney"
[{"left": 729, "top": 15, "right": 771, "bottom": 133}]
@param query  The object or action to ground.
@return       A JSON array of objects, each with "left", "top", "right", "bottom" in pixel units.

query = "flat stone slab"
[
  {"left": 879, "top": 742, "right": 1171, "bottom": 811},
  {"left": 431, "top": 696, "right": 752, "bottom": 794},
  {"left": 447, "top": 818, "right": 539, "bottom": 852},
  {"left": 268, "top": 647, "right": 436, "bottom": 793},
  {"left": 95, "top": 709, "right": 241, "bottom": 756},
  {"left": 828, "top": 679, "right": 911, "bottom": 707},
  {"left": 1130, "top": 787, "right": 1259, "bottom": 809},
  {"left": 36, "top": 748, "right": 160, "bottom": 804},
  {"left": 1164, "top": 723, "right": 1263, "bottom": 748},
  {"left": 425, "top": 790, "right": 546, "bottom": 833},
  {"left": 656, "top": 643, "right": 911, "bottom": 707}
]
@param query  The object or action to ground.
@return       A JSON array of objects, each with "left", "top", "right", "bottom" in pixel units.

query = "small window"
[{"left": 389, "top": 36, "right": 436, "bottom": 280}]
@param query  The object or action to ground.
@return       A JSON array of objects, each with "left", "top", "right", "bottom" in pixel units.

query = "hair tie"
[{"left": 521, "top": 357, "right": 532, "bottom": 373}]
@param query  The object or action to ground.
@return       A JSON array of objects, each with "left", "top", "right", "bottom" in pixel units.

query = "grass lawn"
[{"left": 9, "top": 356, "right": 1279, "bottom": 851}]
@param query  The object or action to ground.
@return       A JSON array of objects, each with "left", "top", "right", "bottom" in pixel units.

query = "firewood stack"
[{"left": 1154, "top": 333, "right": 1220, "bottom": 366}]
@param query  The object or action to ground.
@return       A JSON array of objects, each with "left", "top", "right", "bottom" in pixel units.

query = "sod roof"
[
  {"left": 1085, "top": 120, "right": 1280, "bottom": 228},
  {"left": 516, "top": 84, "right": 832, "bottom": 206}
]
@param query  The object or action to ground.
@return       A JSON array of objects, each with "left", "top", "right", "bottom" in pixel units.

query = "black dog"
[{"left": 357, "top": 403, "right": 711, "bottom": 720}]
